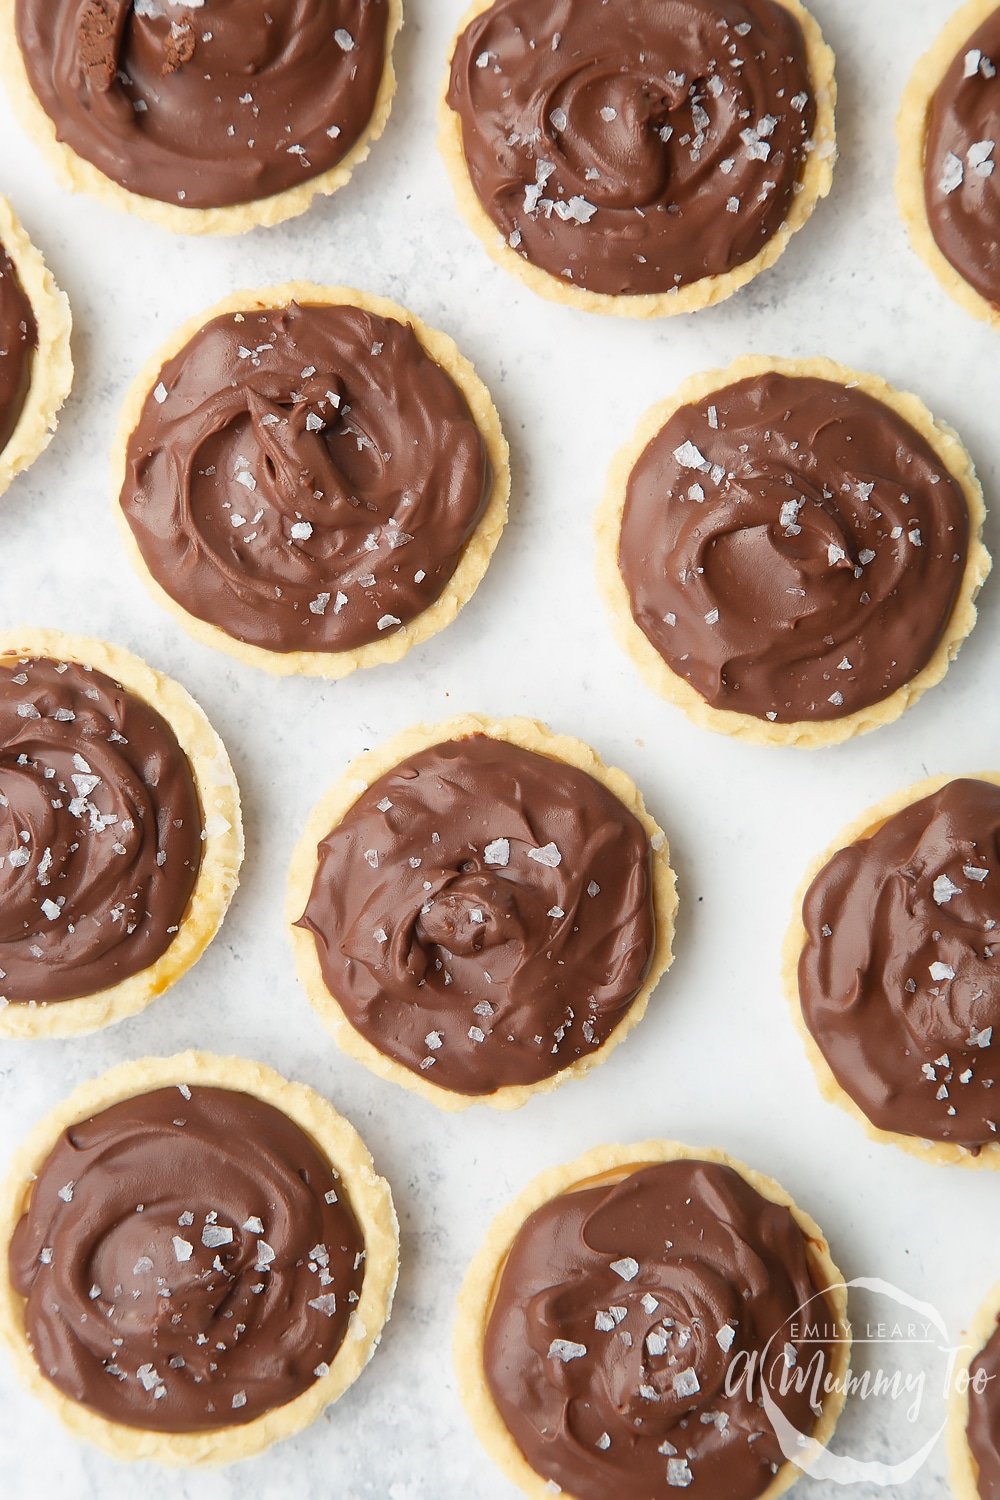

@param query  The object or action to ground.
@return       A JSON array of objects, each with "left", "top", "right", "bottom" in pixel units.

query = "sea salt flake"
[
  {"left": 596, "top": 1433, "right": 611, "bottom": 1450},
  {"left": 377, "top": 615, "right": 402, "bottom": 631},
  {"left": 425, "top": 1031, "right": 443, "bottom": 1050},
  {"left": 548, "top": 1339, "right": 587, "bottom": 1362},
  {"left": 929, "top": 961, "right": 955, "bottom": 982},
  {"left": 57, "top": 1182, "right": 75, "bottom": 1203},
  {"left": 309, "top": 592, "right": 331, "bottom": 615},
  {"left": 153, "top": 382, "right": 168, "bottom": 404},
  {"left": 484, "top": 837, "right": 510, "bottom": 866},
  {"left": 939, "top": 152, "right": 964, "bottom": 194},
  {"left": 334, "top": 27, "right": 354, "bottom": 50},
  {"left": 529, "top": 841, "right": 562, "bottom": 867},
  {"left": 290, "top": 521, "right": 313, "bottom": 540},
  {"left": 667, "top": 1457, "right": 694, "bottom": 1487},
  {"left": 673, "top": 1368, "right": 701, "bottom": 1397},
  {"left": 308, "top": 1294, "right": 338, "bottom": 1316},
  {"left": 674, "top": 440, "right": 708, "bottom": 471},
  {"left": 716, "top": 1324, "right": 736, "bottom": 1352},
  {"left": 202, "top": 1225, "right": 233, "bottom": 1249},
  {"left": 172, "top": 1236, "right": 194, "bottom": 1262},
  {"left": 610, "top": 1256, "right": 639, "bottom": 1282},
  {"left": 968, "top": 140, "right": 996, "bottom": 176},
  {"left": 965, "top": 865, "right": 990, "bottom": 882},
  {"left": 933, "top": 874, "right": 962, "bottom": 904}
]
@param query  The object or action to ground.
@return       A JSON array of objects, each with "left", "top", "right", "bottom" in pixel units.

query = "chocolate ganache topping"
[
  {"left": 619, "top": 371, "right": 970, "bottom": 724},
  {"left": 8, "top": 1084, "right": 365, "bottom": 1431},
  {"left": 0, "top": 655, "right": 202, "bottom": 1005},
  {"left": 0, "top": 242, "right": 36, "bottom": 454},
  {"left": 119, "top": 302, "right": 493, "bottom": 656},
  {"left": 970, "top": 1315, "right": 1000, "bottom": 1499},
  {"left": 483, "top": 1158, "right": 838, "bottom": 1499},
  {"left": 298, "top": 735, "right": 656, "bottom": 1095},
  {"left": 799, "top": 779, "right": 1000, "bottom": 1151},
  {"left": 447, "top": 0, "right": 820, "bottom": 298},
  {"left": 15, "top": 0, "right": 392, "bottom": 211},
  {"left": 924, "top": 9, "right": 1000, "bottom": 309}
]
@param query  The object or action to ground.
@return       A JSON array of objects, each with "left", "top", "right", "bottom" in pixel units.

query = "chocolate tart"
[
  {"left": 0, "top": 0, "right": 402, "bottom": 236},
  {"left": 0, "top": 629, "right": 242, "bottom": 1039},
  {"left": 113, "top": 284, "right": 510, "bottom": 676},
  {"left": 0, "top": 1052, "right": 399, "bottom": 1465},
  {"left": 288, "top": 714, "right": 677, "bottom": 1110},
  {"left": 440, "top": 0, "right": 836, "bottom": 318},
  {"left": 597, "top": 355, "right": 989, "bottom": 747},
  {"left": 785, "top": 773, "right": 1000, "bottom": 1168},
  {"left": 898, "top": 0, "right": 1000, "bottom": 331},
  {"left": 456, "top": 1141, "right": 850, "bottom": 1499},
  {"left": 0, "top": 197, "right": 72, "bottom": 500},
  {"left": 949, "top": 1280, "right": 1000, "bottom": 1499}
]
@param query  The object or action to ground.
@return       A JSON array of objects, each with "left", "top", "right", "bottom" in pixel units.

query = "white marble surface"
[{"left": 1, "top": 2, "right": 998, "bottom": 1497}]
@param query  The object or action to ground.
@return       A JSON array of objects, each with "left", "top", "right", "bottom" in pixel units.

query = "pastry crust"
[
  {"left": 0, "top": 1051, "right": 400, "bottom": 1466},
  {"left": 596, "top": 354, "right": 991, "bottom": 747},
  {"left": 0, "top": 0, "right": 402, "bottom": 236},
  {"left": 897, "top": 0, "right": 1000, "bottom": 332},
  {"left": 0, "top": 197, "right": 72, "bottom": 500},
  {"left": 287, "top": 713, "right": 678, "bottom": 1110},
  {"left": 455, "top": 1140, "right": 851, "bottom": 1500},
  {"left": 112, "top": 283, "right": 511, "bottom": 677},
  {"left": 0, "top": 629, "right": 243, "bottom": 1040},
  {"left": 782, "top": 771, "right": 1000, "bottom": 1169},
  {"left": 438, "top": 0, "right": 837, "bottom": 319},
  {"left": 948, "top": 1278, "right": 1000, "bottom": 1500}
]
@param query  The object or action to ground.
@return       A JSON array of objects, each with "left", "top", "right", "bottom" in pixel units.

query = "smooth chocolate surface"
[
  {"left": 799, "top": 778, "right": 1000, "bottom": 1151},
  {"left": 9, "top": 1084, "right": 365, "bottom": 1431},
  {"left": 447, "top": 0, "right": 818, "bottom": 297},
  {"left": 15, "top": 0, "right": 391, "bottom": 211},
  {"left": 0, "top": 655, "right": 203, "bottom": 1005},
  {"left": 619, "top": 371, "right": 970, "bottom": 724},
  {"left": 298, "top": 734, "right": 656, "bottom": 1095},
  {"left": 484, "top": 1158, "right": 837, "bottom": 1499},
  {"left": 119, "top": 302, "right": 492, "bottom": 655},
  {"left": 970, "top": 1314, "right": 1000, "bottom": 1499},
  {"left": 924, "top": 9, "right": 1000, "bottom": 308},
  {"left": 0, "top": 242, "right": 36, "bottom": 453}
]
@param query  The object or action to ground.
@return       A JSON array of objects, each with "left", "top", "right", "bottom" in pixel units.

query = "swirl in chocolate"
[
  {"left": 447, "top": 0, "right": 818, "bottom": 297},
  {"left": 0, "top": 655, "right": 202, "bottom": 1005},
  {"left": 484, "top": 1159, "right": 837, "bottom": 1499},
  {"left": 119, "top": 302, "right": 492, "bottom": 656},
  {"left": 0, "top": 242, "right": 36, "bottom": 453},
  {"left": 8, "top": 1084, "right": 365, "bottom": 1431},
  {"left": 970, "top": 1315, "right": 1000, "bottom": 1498},
  {"left": 14, "top": 0, "right": 391, "bottom": 211},
  {"left": 799, "top": 778, "right": 1000, "bottom": 1151},
  {"left": 297, "top": 735, "right": 655, "bottom": 1095},
  {"left": 618, "top": 371, "right": 970, "bottom": 724},
  {"left": 924, "top": 9, "right": 1000, "bottom": 309}
]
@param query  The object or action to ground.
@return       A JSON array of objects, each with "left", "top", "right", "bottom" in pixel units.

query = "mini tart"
[
  {"left": 597, "top": 355, "right": 990, "bottom": 747},
  {"left": 287, "top": 714, "right": 677, "bottom": 1111},
  {"left": 113, "top": 284, "right": 510, "bottom": 677},
  {"left": 897, "top": 0, "right": 1000, "bottom": 331},
  {"left": 0, "top": 0, "right": 402, "bottom": 236},
  {"left": 0, "top": 1052, "right": 399, "bottom": 1466},
  {"left": 439, "top": 0, "right": 836, "bottom": 318},
  {"left": 456, "top": 1141, "right": 850, "bottom": 1500},
  {"left": 0, "top": 197, "right": 72, "bottom": 500},
  {"left": 784, "top": 773, "right": 1000, "bottom": 1169},
  {"left": 0, "top": 629, "right": 242, "bottom": 1040},
  {"left": 949, "top": 1280, "right": 1000, "bottom": 1499}
]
